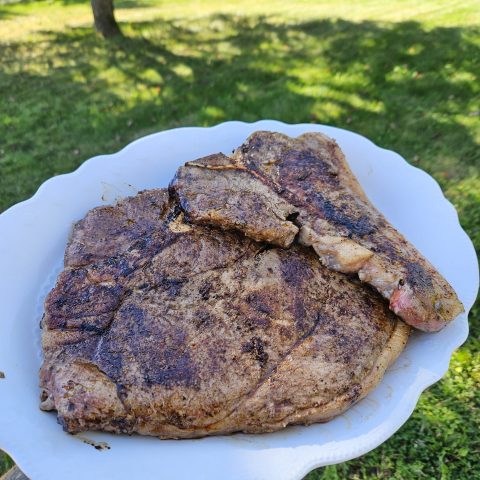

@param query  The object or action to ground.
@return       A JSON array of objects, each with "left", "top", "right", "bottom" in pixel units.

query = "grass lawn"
[{"left": 0, "top": 0, "right": 479, "bottom": 478}]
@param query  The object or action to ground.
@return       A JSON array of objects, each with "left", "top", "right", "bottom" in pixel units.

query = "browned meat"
[
  {"left": 40, "top": 189, "right": 409, "bottom": 438},
  {"left": 65, "top": 189, "right": 170, "bottom": 268},
  {"left": 171, "top": 153, "right": 298, "bottom": 247},
  {"left": 171, "top": 131, "right": 463, "bottom": 331}
]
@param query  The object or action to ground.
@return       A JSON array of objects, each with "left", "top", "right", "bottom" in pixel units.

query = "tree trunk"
[{"left": 90, "top": 0, "right": 122, "bottom": 38}]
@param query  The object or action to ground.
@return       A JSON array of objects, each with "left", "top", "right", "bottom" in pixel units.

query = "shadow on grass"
[
  {"left": 1, "top": 13, "right": 478, "bottom": 217},
  {"left": 0, "top": 6, "right": 23, "bottom": 18}
]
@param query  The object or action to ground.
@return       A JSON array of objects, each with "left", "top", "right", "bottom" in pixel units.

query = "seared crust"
[{"left": 40, "top": 188, "right": 409, "bottom": 438}]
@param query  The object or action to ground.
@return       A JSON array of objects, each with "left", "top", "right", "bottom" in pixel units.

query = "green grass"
[{"left": 0, "top": 1, "right": 479, "bottom": 478}]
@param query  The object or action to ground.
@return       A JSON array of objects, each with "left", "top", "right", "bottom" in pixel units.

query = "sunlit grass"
[{"left": 0, "top": 1, "right": 479, "bottom": 478}]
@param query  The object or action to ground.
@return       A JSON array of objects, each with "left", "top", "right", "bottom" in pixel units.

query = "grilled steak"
[
  {"left": 40, "top": 188, "right": 409, "bottom": 437},
  {"left": 171, "top": 131, "right": 463, "bottom": 332}
]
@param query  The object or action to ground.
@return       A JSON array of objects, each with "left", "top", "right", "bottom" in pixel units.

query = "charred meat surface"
[{"left": 40, "top": 187, "right": 409, "bottom": 438}]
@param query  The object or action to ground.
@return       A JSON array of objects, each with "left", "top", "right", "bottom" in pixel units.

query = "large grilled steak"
[
  {"left": 40, "top": 188, "right": 409, "bottom": 437},
  {"left": 171, "top": 131, "right": 463, "bottom": 332}
]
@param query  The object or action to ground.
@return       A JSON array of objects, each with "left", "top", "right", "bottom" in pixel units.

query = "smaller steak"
[{"left": 234, "top": 131, "right": 464, "bottom": 331}]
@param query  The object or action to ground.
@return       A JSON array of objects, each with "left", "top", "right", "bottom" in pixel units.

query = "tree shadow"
[
  {"left": 1, "top": 12, "right": 478, "bottom": 212},
  {"left": 52, "top": 16, "right": 480, "bottom": 173},
  {"left": 1, "top": 13, "right": 478, "bottom": 208},
  {"left": 1, "top": 13, "right": 478, "bottom": 205},
  {"left": 0, "top": 6, "right": 23, "bottom": 19}
]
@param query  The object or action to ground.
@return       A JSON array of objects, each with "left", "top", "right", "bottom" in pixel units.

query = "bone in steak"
[
  {"left": 171, "top": 131, "right": 463, "bottom": 332},
  {"left": 40, "top": 188, "right": 409, "bottom": 437}
]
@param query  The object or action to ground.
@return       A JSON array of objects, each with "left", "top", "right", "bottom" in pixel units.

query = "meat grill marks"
[
  {"left": 170, "top": 131, "right": 463, "bottom": 332},
  {"left": 40, "top": 188, "right": 409, "bottom": 438}
]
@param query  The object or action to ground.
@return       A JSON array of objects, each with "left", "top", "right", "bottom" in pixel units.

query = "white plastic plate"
[{"left": 0, "top": 120, "right": 478, "bottom": 480}]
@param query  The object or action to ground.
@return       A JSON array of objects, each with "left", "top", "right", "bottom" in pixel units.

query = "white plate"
[{"left": 0, "top": 120, "right": 478, "bottom": 480}]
